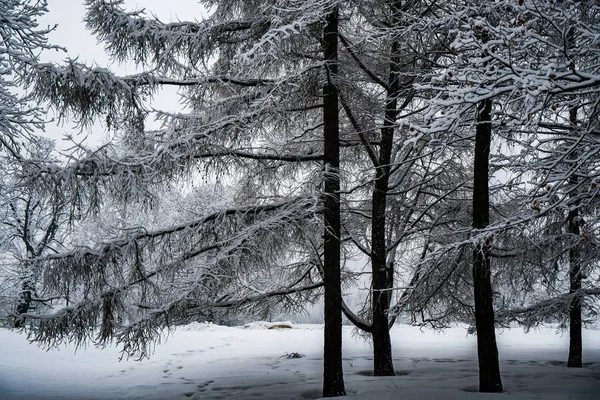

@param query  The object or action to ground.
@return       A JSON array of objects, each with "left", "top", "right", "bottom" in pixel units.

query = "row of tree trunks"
[{"left": 320, "top": 1, "right": 583, "bottom": 395}]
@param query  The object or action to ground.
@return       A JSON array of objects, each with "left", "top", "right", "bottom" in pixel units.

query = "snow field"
[{"left": 0, "top": 323, "right": 598, "bottom": 399}]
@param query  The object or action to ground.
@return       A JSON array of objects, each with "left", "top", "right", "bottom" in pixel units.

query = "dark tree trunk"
[
  {"left": 370, "top": 33, "right": 401, "bottom": 378},
  {"left": 567, "top": 106, "right": 583, "bottom": 368},
  {"left": 567, "top": 208, "right": 582, "bottom": 368},
  {"left": 322, "top": 7, "right": 346, "bottom": 397},
  {"left": 472, "top": 98, "right": 503, "bottom": 393}
]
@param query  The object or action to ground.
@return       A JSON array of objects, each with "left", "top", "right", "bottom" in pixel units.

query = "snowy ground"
[{"left": 0, "top": 322, "right": 598, "bottom": 399}]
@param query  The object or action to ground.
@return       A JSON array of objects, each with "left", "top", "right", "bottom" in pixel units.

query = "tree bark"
[
  {"left": 567, "top": 208, "right": 582, "bottom": 368},
  {"left": 322, "top": 7, "right": 346, "bottom": 397},
  {"left": 472, "top": 98, "right": 503, "bottom": 392},
  {"left": 567, "top": 106, "right": 582, "bottom": 368},
  {"left": 370, "top": 32, "right": 401, "bottom": 378}
]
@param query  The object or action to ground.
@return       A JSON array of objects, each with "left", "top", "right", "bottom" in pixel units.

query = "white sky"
[{"left": 38, "top": 0, "right": 208, "bottom": 149}]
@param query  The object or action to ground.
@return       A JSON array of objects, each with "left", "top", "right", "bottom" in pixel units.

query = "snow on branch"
[
  {"left": 212, "top": 281, "right": 323, "bottom": 309},
  {"left": 236, "top": 0, "right": 337, "bottom": 62},
  {"left": 29, "top": 57, "right": 286, "bottom": 127},
  {"left": 496, "top": 288, "right": 600, "bottom": 329},
  {"left": 34, "top": 197, "right": 316, "bottom": 275},
  {"left": 83, "top": 0, "right": 269, "bottom": 72},
  {"left": 0, "top": 0, "right": 63, "bottom": 160},
  {"left": 29, "top": 60, "right": 150, "bottom": 127},
  {"left": 0, "top": 0, "right": 62, "bottom": 70},
  {"left": 19, "top": 194, "right": 322, "bottom": 357}
]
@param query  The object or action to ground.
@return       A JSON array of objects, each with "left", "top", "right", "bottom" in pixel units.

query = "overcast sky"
[{"left": 38, "top": 0, "right": 208, "bottom": 149}]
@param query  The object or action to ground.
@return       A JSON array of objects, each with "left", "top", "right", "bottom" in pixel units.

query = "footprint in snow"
[{"left": 196, "top": 380, "right": 214, "bottom": 392}]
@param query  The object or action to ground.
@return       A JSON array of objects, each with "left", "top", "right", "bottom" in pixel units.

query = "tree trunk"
[
  {"left": 14, "top": 279, "right": 33, "bottom": 328},
  {"left": 371, "top": 168, "right": 394, "bottom": 376},
  {"left": 567, "top": 106, "right": 582, "bottom": 368},
  {"left": 472, "top": 98, "right": 503, "bottom": 392},
  {"left": 370, "top": 33, "right": 401, "bottom": 378},
  {"left": 322, "top": 7, "right": 346, "bottom": 397},
  {"left": 567, "top": 207, "right": 582, "bottom": 368}
]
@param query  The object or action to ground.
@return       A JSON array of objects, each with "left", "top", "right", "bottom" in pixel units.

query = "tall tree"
[
  {"left": 362, "top": 0, "right": 403, "bottom": 377},
  {"left": 472, "top": 97, "right": 503, "bottom": 392},
  {"left": 321, "top": 6, "right": 346, "bottom": 396},
  {"left": 335, "top": 0, "right": 451, "bottom": 376},
  {"left": 392, "top": 1, "right": 509, "bottom": 391},
  {"left": 22, "top": 0, "right": 351, "bottom": 396},
  {"left": 565, "top": 19, "right": 582, "bottom": 370}
]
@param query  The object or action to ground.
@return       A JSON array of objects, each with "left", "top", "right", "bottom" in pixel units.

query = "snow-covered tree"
[
  {"left": 0, "top": 0, "right": 65, "bottom": 326},
  {"left": 0, "top": 0, "right": 58, "bottom": 160},
  {"left": 329, "top": 0, "right": 472, "bottom": 377},
  {"left": 399, "top": 0, "right": 600, "bottom": 388},
  {"left": 503, "top": 0, "right": 600, "bottom": 368},
  {"left": 0, "top": 138, "right": 68, "bottom": 327},
  {"left": 442, "top": 0, "right": 600, "bottom": 369},
  {"left": 22, "top": 0, "right": 352, "bottom": 396}
]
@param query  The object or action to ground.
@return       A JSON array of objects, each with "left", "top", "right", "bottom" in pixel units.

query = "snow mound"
[
  {"left": 175, "top": 321, "right": 227, "bottom": 332},
  {"left": 243, "top": 321, "right": 293, "bottom": 330}
]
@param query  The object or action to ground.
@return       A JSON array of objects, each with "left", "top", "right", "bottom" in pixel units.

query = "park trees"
[
  {"left": 370, "top": 0, "right": 508, "bottom": 391},
  {"left": 4, "top": 0, "right": 600, "bottom": 397},
  {"left": 400, "top": 0, "right": 600, "bottom": 389},
  {"left": 458, "top": 0, "right": 600, "bottom": 370},
  {"left": 511, "top": 0, "right": 600, "bottom": 368}
]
